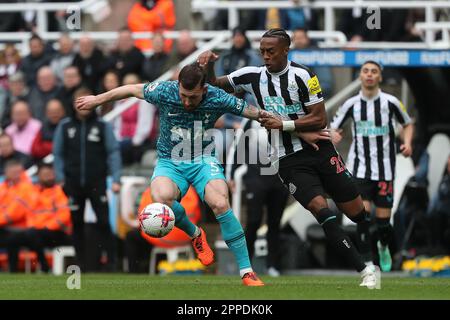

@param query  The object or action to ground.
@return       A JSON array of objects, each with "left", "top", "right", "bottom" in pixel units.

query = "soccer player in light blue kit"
[{"left": 76, "top": 63, "right": 327, "bottom": 286}]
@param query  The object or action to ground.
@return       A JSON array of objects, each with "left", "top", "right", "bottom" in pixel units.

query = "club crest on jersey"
[
  {"left": 288, "top": 81, "right": 298, "bottom": 92},
  {"left": 307, "top": 75, "right": 322, "bottom": 95},
  {"left": 147, "top": 81, "right": 160, "bottom": 92}
]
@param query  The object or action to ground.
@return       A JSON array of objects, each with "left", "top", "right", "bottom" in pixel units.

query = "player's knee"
[
  {"left": 306, "top": 196, "right": 328, "bottom": 216},
  {"left": 151, "top": 190, "right": 174, "bottom": 207},
  {"left": 209, "top": 197, "right": 230, "bottom": 215}
]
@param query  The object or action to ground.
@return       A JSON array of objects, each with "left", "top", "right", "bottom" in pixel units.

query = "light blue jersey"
[
  {"left": 143, "top": 81, "right": 247, "bottom": 160},
  {"left": 143, "top": 80, "right": 248, "bottom": 200}
]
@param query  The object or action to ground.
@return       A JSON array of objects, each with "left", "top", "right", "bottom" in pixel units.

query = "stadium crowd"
[{"left": 0, "top": 0, "right": 448, "bottom": 274}]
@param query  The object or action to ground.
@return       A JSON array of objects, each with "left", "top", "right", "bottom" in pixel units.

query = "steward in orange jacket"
[
  {"left": 0, "top": 160, "right": 34, "bottom": 229},
  {"left": 127, "top": 0, "right": 176, "bottom": 52},
  {"left": 7, "top": 162, "right": 72, "bottom": 272}
]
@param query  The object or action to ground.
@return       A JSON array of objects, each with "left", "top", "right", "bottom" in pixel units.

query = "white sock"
[
  {"left": 191, "top": 226, "right": 201, "bottom": 239},
  {"left": 239, "top": 268, "right": 253, "bottom": 278}
]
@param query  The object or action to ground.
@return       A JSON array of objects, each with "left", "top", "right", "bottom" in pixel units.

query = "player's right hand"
[
  {"left": 330, "top": 129, "right": 343, "bottom": 145},
  {"left": 297, "top": 129, "right": 331, "bottom": 151},
  {"left": 197, "top": 50, "right": 219, "bottom": 67},
  {"left": 75, "top": 95, "right": 98, "bottom": 110}
]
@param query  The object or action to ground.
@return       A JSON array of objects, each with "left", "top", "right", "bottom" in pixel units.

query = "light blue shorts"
[{"left": 151, "top": 156, "right": 226, "bottom": 201}]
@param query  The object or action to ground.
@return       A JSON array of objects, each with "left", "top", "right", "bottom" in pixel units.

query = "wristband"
[{"left": 282, "top": 120, "right": 296, "bottom": 131}]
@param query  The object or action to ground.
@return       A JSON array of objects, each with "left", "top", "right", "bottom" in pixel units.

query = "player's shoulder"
[
  {"left": 290, "top": 61, "right": 315, "bottom": 78},
  {"left": 342, "top": 94, "right": 361, "bottom": 108},
  {"left": 229, "top": 65, "right": 264, "bottom": 76},
  {"left": 206, "top": 84, "right": 232, "bottom": 100},
  {"left": 380, "top": 91, "right": 401, "bottom": 105}
]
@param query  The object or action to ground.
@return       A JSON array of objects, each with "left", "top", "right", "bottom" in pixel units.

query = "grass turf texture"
[{"left": 0, "top": 274, "right": 449, "bottom": 300}]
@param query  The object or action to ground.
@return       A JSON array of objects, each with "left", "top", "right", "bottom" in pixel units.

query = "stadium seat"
[
  {"left": 149, "top": 245, "right": 194, "bottom": 275},
  {"left": 52, "top": 246, "right": 75, "bottom": 275}
]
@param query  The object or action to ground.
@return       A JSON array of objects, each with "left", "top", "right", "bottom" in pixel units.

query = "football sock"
[
  {"left": 216, "top": 209, "right": 252, "bottom": 276},
  {"left": 376, "top": 217, "right": 392, "bottom": 247},
  {"left": 351, "top": 209, "right": 373, "bottom": 262},
  {"left": 172, "top": 201, "right": 198, "bottom": 238},
  {"left": 317, "top": 208, "right": 366, "bottom": 272}
]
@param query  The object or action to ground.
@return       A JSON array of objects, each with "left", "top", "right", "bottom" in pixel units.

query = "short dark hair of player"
[
  {"left": 178, "top": 63, "right": 206, "bottom": 90},
  {"left": 361, "top": 60, "right": 383, "bottom": 72},
  {"left": 262, "top": 28, "right": 291, "bottom": 47}
]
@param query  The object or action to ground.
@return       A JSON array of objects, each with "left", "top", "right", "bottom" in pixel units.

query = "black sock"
[
  {"left": 317, "top": 208, "right": 366, "bottom": 272},
  {"left": 352, "top": 210, "right": 373, "bottom": 262},
  {"left": 376, "top": 217, "right": 392, "bottom": 247}
]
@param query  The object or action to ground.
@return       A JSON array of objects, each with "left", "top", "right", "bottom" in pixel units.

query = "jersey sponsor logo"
[
  {"left": 356, "top": 121, "right": 389, "bottom": 136},
  {"left": 263, "top": 96, "right": 302, "bottom": 115},
  {"left": 307, "top": 75, "right": 322, "bottom": 95},
  {"left": 147, "top": 81, "right": 160, "bottom": 92}
]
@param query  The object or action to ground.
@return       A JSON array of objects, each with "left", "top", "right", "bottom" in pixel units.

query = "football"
[{"left": 139, "top": 203, "right": 175, "bottom": 238}]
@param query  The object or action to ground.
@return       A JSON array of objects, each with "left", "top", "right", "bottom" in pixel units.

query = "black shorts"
[
  {"left": 353, "top": 178, "right": 394, "bottom": 208},
  {"left": 277, "top": 140, "right": 360, "bottom": 208}
]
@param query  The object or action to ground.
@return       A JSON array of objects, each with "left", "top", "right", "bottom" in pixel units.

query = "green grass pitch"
[{"left": 0, "top": 274, "right": 449, "bottom": 300}]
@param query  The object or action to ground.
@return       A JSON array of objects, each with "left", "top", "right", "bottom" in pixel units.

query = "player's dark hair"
[
  {"left": 178, "top": 63, "right": 206, "bottom": 90},
  {"left": 262, "top": 28, "right": 291, "bottom": 47},
  {"left": 361, "top": 60, "right": 383, "bottom": 72}
]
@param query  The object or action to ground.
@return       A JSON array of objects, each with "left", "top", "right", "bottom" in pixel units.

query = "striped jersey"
[
  {"left": 227, "top": 60, "right": 324, "bottom": 159},
  {"left": 330, "top": 90, "right": 412, "bottom": 181}
]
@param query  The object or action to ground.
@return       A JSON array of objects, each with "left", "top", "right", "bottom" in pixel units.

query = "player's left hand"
[
  {"left": 258, "top": 110, "right": 283, "bottom": 129},
  {"left": 400, "top": 143, "right": 412, "bottom": 157}
]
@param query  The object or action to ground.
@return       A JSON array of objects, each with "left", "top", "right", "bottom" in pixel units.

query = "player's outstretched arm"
[
  {"left": 241, "top": 104, "right": 262, "bottom": 121},
  {"left": 198, "top": 50, "right": 235, "bottom": 93},
  {"left": 75, "top": 84, "right": 145, "bottom": 111}
]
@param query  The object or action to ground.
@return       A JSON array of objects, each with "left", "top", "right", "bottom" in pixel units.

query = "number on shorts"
[{"left": 330, "top": 156, "right": 346, "bottom": 174}]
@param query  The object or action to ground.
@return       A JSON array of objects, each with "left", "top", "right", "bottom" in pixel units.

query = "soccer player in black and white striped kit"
[
  {"left": 330, "top": 61, "right": 413, "bottom": 272},
  {"left": 198, "top": 28, "right": 379, "bottom": 288}
]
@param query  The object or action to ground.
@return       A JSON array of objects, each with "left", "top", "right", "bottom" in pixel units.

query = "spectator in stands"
[
  {"left": 20, "top": 34, "right": 52, "bottom": 88},
  {"left": 1, "top": 72, "right": 29, "bottom": 129},
  {"left": 0, "top": 133, "right": 33, "bottom": 176},
  {"left": 98, "top": 70, "right": 121, "bottom": 116},
  {"left": 108, "top": 28, "right": 146, "bottom": 80},
  {"left": 5, "top": 100, "right": 41, "bottom": 156},
  {"left": 112, "top": 73, "right": 156, "bottom": 165},
  {"left": 142, "top": 33, "right": 171, "bottom": 82},
  {"left": 56, "top": 66, "right": 82, "bottom": 117},
  {"left": 0, "top": 44, "right": 21, "bottom": 91},
  {"left": 53, "top": 87, "right": 121, "bottom": 272},
  {"left": 127, "top": 0, "right": 176, "bottom": 53},
  {"left": 215, "top": 27, "right": 262, "bottom": 77},
  {"left": 427, "top": 155, "right": 450, "bottom": 254},
  {"left": 7, "top": 162, "right": 72, "bottom": 273},
  {"left": 125, "top": 185, "right": 200, "bottom": 273},
  {"left": 0, "top": 160, "right": 34, "bottom": 237},
  {"left": 291, "top": 28, "right": 334, "bottom": 98},
  {"left": 226, "top": 119, "right": 289, "bottom": 277},
  {"left": 72, "top": 35, "right": 107, "bottom": 93},
  {"left": 279, "top": 0, "right": 318, "bottom": 31},
  {"left": 50, "top": 33, "right": 75, "bottom": 82},
  {"left": 27, "top": 66, "right": 60, "bottom": 122},
  {"left": 31, "top": 99, "right": 66, "bottom": 161},
  {"left": 168, "top": 30, "right": 197, "bottom": 66}
]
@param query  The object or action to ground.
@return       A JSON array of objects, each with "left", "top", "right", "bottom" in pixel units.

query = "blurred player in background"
[{"left": 331, "top": 60, "right": 413, "bottom": 272}]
